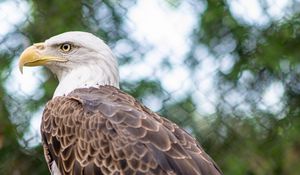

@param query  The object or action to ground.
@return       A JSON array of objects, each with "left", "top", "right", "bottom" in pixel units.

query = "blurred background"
[{"left": 0, "top": 0, "right": 300, "bottom": 174}]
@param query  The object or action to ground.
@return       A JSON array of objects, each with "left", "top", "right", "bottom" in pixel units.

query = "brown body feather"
[{"left": 41, "top": 85, "right": 222, "bottom": 175}]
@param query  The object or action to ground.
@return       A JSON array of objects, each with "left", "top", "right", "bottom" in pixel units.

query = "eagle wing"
[{"left": 41, "top": 85, "right": 222, "bottom": 175}]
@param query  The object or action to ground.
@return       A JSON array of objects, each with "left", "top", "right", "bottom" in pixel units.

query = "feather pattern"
[{"left": 41, "top": 85, "right": 222, "bottom": 175}]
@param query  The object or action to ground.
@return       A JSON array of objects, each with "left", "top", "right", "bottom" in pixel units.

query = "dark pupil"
[{"left": 63, "top": 44, "right": 69, "bottom": 50}]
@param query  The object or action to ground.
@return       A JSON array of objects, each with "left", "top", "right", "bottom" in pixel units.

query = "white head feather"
[{"left": 43, "top": 31, "right": 119, "bottom": 97}]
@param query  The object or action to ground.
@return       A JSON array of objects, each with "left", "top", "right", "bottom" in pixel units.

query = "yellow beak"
[{"left": 19, "top": 43, "right": 67, "bottom": 73}]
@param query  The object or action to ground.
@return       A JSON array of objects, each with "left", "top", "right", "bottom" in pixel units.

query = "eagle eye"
[{"left": 60, "top": 43, "right": 72, "bottom": 52}]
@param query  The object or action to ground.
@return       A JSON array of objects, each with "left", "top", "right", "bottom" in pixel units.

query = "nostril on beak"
[{"left": 33, "top": 43, "right": 45, "bottom": 50}]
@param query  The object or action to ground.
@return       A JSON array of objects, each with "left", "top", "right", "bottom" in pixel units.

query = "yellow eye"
[{"left": 60, "top": 43, "right": 72, "bottom": 52}]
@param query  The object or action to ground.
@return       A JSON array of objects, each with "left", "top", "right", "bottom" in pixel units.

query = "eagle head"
[{"left": 19, "top": 31, "right": 119, "bottom": 97}]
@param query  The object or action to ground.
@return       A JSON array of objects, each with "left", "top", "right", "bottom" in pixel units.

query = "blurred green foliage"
[{"left": 1, "top": 0, "right": 300, "bottom": 174}]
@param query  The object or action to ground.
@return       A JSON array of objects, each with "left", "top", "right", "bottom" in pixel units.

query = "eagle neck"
[{"left": 50, "top": 61, "right": 119, "bottom": 98}]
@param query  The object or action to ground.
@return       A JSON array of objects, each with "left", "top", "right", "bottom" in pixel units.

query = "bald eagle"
[{"left": 19, "top": 32, "right": 222, "bottom": 175}]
